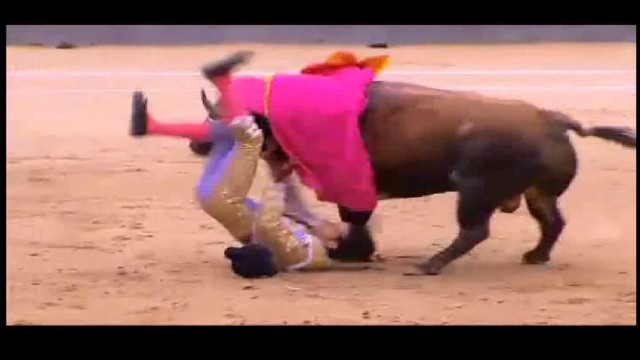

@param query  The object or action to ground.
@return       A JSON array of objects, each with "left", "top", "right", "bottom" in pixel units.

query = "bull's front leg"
[
  {"left": 262, "top": 137, "right": 377, "bottom": 262},
  {"left": 326, "top": 206, "right": 376, "bottom": 262}
]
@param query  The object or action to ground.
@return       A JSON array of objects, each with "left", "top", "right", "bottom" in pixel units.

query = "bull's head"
[
  {"left": 190, "top": 90, "right": 290, "bottom": 170},
  {"left": 187, "top": 89, "right": 221, "bottom": 156}
]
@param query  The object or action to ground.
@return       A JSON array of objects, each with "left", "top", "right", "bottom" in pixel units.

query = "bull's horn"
[{"left": 200, "top": 89, "right": 220, "bottom": 118}]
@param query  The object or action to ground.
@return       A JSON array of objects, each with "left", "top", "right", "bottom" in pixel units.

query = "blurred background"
[{"left": 6, "top": 25, "right": 636, "bottom": 47}]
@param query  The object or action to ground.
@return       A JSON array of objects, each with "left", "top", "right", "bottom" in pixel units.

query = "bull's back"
[
  {"left": 360, "top": 81, "right": 549, "bottom": 198},
  {"left": 361, "top": 82, "right": 464, "bottom": 197}
]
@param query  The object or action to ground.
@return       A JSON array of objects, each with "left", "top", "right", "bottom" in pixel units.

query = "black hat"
[{"left": 224, "top": 243, "right": 278, "bottom": 279}]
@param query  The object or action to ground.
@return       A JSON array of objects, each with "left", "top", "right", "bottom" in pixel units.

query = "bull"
[{"left": 191, "top": 80, "right": 636, "bottom": 275}]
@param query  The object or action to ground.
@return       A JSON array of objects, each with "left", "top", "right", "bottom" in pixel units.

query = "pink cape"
[{"left": 233, "top": 67, "right": 378, "bottom": 211}]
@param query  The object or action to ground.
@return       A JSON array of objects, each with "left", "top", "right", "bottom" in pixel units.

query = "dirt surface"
[{"left": 6, "top": 43, "right": 636, "bottom": 325}]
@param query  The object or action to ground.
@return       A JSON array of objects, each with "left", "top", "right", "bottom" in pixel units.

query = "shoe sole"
[
  {"left": 130, "top": 91, "right": 147, "bottom": 137},
  {"left": 201, "top": 51, "right": 254, "bottom": 79}
]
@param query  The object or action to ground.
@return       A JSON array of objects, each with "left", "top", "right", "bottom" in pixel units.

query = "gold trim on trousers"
[
  {"left": 255, "top": 183, "right": 332, "bottom": 271},
  {"left": 200, "top": 117, "right": 331, "bottom": 271},
  {"left": 199, "top": 125, "right": 262, "bottom": 242}
]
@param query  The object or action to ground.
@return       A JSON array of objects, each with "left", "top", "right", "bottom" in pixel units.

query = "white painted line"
[
  {"left": 6, "top": 85, "right": 636, "bottom": 95},
  {"left": 6, "top": 68, "right": 637, "bottom": 78}
]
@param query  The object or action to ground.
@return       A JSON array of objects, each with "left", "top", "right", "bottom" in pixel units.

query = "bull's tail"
[{"left": 542, "top": 109, "right": 636, "bottom": 149}]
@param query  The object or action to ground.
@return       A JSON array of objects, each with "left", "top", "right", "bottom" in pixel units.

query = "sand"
[{"left": 6, "top": 43, "right": 636, "bottom": 325}]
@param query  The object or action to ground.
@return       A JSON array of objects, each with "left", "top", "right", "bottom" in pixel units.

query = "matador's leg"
[
  {"left": 198, "top": 115, "right": 263, "bottom": 243},
  {"left": 255, "top": 182, "right": 332, "bottom": 271}
]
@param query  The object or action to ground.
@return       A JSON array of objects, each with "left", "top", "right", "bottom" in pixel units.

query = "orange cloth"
[{"left": 301, "top": 51, "right": 389, "bottom": 76}]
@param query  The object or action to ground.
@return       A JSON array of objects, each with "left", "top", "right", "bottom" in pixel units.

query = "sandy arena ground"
[{"left": 6, "top": 43, "right": 636, "bottom": 325}]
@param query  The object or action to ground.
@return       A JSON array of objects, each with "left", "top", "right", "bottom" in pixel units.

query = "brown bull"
[{"left": 191, "top": 81, "right": 636, "bottom": 275}]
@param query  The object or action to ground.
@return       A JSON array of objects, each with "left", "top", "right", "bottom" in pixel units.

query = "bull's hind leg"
[
  {"left": 522, "top": 134, "right": 577, "bottom": 264},
  {"left": 522, "top": 188, "right": 565, "bottom": 264},
  {"left": 419, "top": 143, "right": 541, "bottom": 275},
  {"left": 499, "top": 194, "right": 522, "bottom": 213},
  {"left": 417, "top": 178, "right": 499, "bottom": 275}
]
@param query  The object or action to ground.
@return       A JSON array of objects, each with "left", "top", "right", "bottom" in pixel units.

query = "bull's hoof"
[
  {"left": 189, "top": 140, "right": 213, "bottom": 156},
  {"left": 130, "top": 91, "right": 148, "bottom": 137},
  {"left": 416, "top": 258, "right": 446, "bottom": 276},
  {"left": 201, "top": 51, "right": 255, "bottom": 79},
  {"left": 327, "top": 225, "right": 375, "bottom": 263},
  {"left": 499, "top": 202, "right": 520, "bottom": 213},
  {"left": 327, "top": 242, "right": 375, "bottom": 262},
  {"left": 522, "top": 250, "right": 550, "bottom": 265},
  {"left": 499, "top": 194, "right": 522, "bottom": 213}
]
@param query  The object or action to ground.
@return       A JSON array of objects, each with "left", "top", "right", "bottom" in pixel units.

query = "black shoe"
[
  {"left": 130, "top": 91, "right": 148, "bottom": 137},
  {"left": 201, "top": 50, "right": 255, "bottom": 79},
  {"left": 224, "top": 244, "right": 278, "bottom": 279}
]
